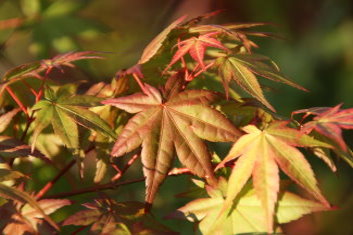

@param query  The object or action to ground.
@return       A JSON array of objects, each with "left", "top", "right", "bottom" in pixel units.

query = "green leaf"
[
  {"left": 102, "top": 75, "right": 241, "bottom": 205},
  {"left": 216, "top": 55, "right": 274, "bottom": 111},
  {"left": 51, "top": 106, "right": 79, "bottom": 149},
  {"left": 32, "top": 90, "right": 116, "bottom": 150},
  {"left": 232, "top": 54, "right": 307, "bottom": 91},
  {"left": 58, "top": 104, "right": 116, "bottom": 139}
]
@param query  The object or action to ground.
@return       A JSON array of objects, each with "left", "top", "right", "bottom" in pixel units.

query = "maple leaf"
[
  {"left": 139, "top": 15, "right": 187, "bottom": 64},
  {"left": 0, "top": 136, "right": 50, "bottom": 164},
  {"left": 165, "top": 32, "right": 227, "bottom": 71},
  {"left": 32, "top": 86, "right": 116, "bottom": 177},
  {"left": 294, "top": 104, "right": 353, "bottom": 152},
  {"left": 63, "top": 199, "right": 178, "bottom": 234},
  {"left": 102, "top": 76, "right": 241, "bottom": 206},
  {"left": 215, "top": 54, "right": 306, "bottom": 111},
  {"left": 40, "top": 51, "right": 103, "bottom": 74},
  {"left": 0, "top": 199, "right": 71, "bottom": 235},
  {"left": 168, "top": 179, "right": 328, "bottom": 235},
  {"left": 215, "top": 121, "right": 331, "bottom": 233},
  {"left": 0, "top": 185, "right": 60, "bottom": 231},
  {"left": 0, "top": 51, "right": 102, "bottom": 97}
]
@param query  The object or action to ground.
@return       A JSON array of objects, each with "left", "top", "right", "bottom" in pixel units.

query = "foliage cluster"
[{"left": 1, "top": 9, "right": 353, "bottom": 234}]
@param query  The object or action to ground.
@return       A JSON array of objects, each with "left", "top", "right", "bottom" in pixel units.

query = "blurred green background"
[{"left": 1, "top": 0, "right": 353, "bottom": 234}]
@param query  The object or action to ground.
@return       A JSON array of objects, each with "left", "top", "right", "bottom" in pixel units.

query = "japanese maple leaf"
[
  {"left": 215, "top": 121, "right": 331, "bottom": 232},
  {"left": 0, "top": 199, "right": 71, "bottom": 235},
  {"left": 215, "top": 54, "right": 306, "bottom": 111},
  {"left": 294, "top": 104, "right": 353, "bottom": 151},
  {"left": 63, "top": 199, "right": 178, "bottom": 234},
  {"left": 168, "top": 180, "right": 328, "bottom": 235},
  {"left": 102, "top": 77, "right": 241, "bottom": 206},
  {"left": 41, "top": 51, "right": 102, "bottom": 74},
  {"left": 165, "top": 32, "right": 227, "bottom": 71}
]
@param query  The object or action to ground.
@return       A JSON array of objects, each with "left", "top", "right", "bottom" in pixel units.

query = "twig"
[
  {"left": 35, "top": 160, "right": 76, "bottom": 200},
  {"left": 20, "top": 111, "right": 35, "bottom": 141},
  {"left": 111, "top": 153, "right": 139, "bottom": 182},
  {"left": 71, "top": 226, "right": 88, "bottom": 235},
  {"left": 43, "top": 167, "right": 195, "bottom": 199},
  {"left": 5, "top": 86, "right": 28, "bottom": 116},
  {"left": 43, "top": 177, "right": 145, "bottom": 199},
  {"left": 132, "top": 73, "right": 148, "bottom": 95}
]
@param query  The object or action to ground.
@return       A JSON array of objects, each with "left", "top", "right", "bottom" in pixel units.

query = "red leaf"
[{"left": 295, "top": 104, "right": 353, "bottom": 151}]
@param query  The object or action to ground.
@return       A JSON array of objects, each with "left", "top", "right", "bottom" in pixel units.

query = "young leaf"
[
  {"left": 139, "top": 15, "right": 187, "bottom": 64},
  {"left": 294, "top": 104, "right": 353, "bottom": 151},
  {"left": 41, "top": 51, "right": 103, "bottom": 73},
  {"left": 169, "top": 183, "right": 328, "bottom": 235},
  {"left": 102, "top": 77, "right": 241, "bottom": 206},
  {"left": 216, "top": 121, "right": 331, "bottom": 232},
  {"left": 165, "top": 32, "right": 227, "bottom": 71}
]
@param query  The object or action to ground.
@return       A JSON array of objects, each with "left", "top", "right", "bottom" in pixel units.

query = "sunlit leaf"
[
  {"left": 170, "top": 182, "right": 328, "bottom": 235},
  {"left": 165, "top": 32, "right": 227, "bottom": 72},
  {"left": 102, "top": 75, "right": 241, "bottom": 206},
  {"left": 216, "top": 121, "right": 330, "bottom": 232}
]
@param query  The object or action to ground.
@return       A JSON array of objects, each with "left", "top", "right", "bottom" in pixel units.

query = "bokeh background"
[{"left": 1, "top": 0, "right": 353, "bottom": 234}]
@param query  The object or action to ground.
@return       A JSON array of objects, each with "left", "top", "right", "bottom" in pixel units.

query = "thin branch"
[
  {"left": 35, "top": 160, "right": 76, "bottom": 200},
  {"left": 21, "top": 80, "right": 39, "bottom": 98},
  {"left": 5, "top": 86, "right": 28, "bottom": 116},
  {"left": 43, "top": 177, "right": 145, "bottom": 199},
  {"left": 71, "top": 225, "right": 88, "bottom": 235},
  {"left": 43, "top": 167, "right": 195, "bottom": 199},
  {"left": 20, "top": 111, "right": 35, "bottom": 141},
  {"left": 111, "top": 153, "right": 139, "bottom": 182},
  {"left": 132, "top": 73, "right": 149, "bottom": 95}
]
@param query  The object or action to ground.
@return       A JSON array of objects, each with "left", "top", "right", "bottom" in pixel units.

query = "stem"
[
  {"left": 0, "top": 17, "right": 24, "bottom": 30},
  {"left": 21, "top": 80, "right": 39, "bottom": 98},
  {"left": 35, "top": 160, "right": 76, "bottom": 200},
  {"left": 36, "top": 75, "right": 48, "bottom": 102},
  {"left": 132, "top": 73, "right": 148, "bottom": 95},
  {"left": 111, "top": 153, "right": 139, "bottom": 182},
  {"left": 43, "top": 168, "right": 194, "bottom": 199},
  {"left": 20, "top": 111, "right": 35, "bottom": 141},
  {"left": 5, "top": 86, "right": 28, "bottom": 116},
  {"left": 43, "top": 178, "right": 145, "bottom": 199},
  {"left": 71, "top": 226, "right": 88, "bottom": 235}
]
